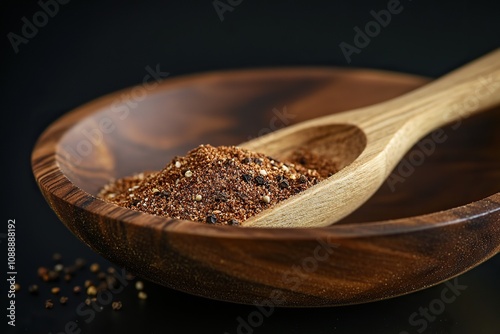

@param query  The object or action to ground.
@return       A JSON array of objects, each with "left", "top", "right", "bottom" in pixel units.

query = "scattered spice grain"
[
  {"left": 45, "top": 299, "right": 54, "bottom": 309},
  {"left": 37, "top": 266, "right": 48, "bottom": 278},
  {"left": 87, "top": 286, "right": 97, "bottom": 296},
  {"left": 135, "top": 281, "right": 144, "bottom": 291},
  {"left": 89, "top": 263, "right": 100, "bottom": 273},
  {"left": 112, "top": 301, "right": 123, "bottom": 311},
  {"left": 32, "top": 254, "right": 153, "bottom": 312},
  {"left": 28, "top": 284, "right": 39, "bottom": 294}
]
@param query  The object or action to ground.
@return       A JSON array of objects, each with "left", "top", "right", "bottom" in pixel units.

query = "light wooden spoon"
[{"left": 241, "top": 49, "right": 500, "bottom": 228}]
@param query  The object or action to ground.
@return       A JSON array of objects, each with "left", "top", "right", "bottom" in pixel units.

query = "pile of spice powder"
[{"left": 98, "top": 144, "right": 327, "bottom": 225}]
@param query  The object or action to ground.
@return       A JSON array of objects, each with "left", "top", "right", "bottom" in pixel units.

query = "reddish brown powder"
[
  {"left": 289, "top": 148, "right": 340, "bottom": 178},
  {"left": 98, "top": 145, "right": 336, "bottom": 225}
]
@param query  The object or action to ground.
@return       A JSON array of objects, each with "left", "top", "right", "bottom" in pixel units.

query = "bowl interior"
[{"left": 56, "top": 68, "right": 500, "bottom": 223}]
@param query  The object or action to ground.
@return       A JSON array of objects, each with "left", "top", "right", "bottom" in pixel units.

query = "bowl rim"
[{"left": 31, "top": 66, "right": 500, "bottom": 241}]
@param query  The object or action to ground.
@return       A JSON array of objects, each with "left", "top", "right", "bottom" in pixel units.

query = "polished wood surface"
[
  {"left": 32, "top": 67, "right": 499, "bottom": 306},
  {"left": 242, "top": 50, "right": 500, "bottom": 227}
]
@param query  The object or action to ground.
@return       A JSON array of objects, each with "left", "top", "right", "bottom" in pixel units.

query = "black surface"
[{"left": 1, "top": 1, "right": 499, "bottom": 333}]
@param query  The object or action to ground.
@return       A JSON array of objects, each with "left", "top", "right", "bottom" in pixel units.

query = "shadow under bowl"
[{"left": 32, "top": 67, "right": 500, "bottom": 307}]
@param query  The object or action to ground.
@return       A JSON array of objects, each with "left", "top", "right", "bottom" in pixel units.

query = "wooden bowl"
[{"left": 32, "top": 68, "right": 500, "bottom": 307}]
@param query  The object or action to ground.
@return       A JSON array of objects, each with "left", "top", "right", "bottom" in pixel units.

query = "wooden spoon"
[{"left": 241, "top": 49, "right": 500, "bottom": 228}]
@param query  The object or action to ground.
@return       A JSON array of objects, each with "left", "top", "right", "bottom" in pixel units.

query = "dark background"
[{"left": 1, "top": 0, "right": 499, "bottom": 333}]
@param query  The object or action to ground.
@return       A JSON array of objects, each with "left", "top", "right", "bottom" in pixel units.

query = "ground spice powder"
[{"left": 99, "top": 145, "right": 336, "bottom": 225}]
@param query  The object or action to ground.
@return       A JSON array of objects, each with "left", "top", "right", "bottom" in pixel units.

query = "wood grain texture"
[
  {"left": 242, "top": 49, "right": 500, "bottom": 227},
  {"left": 32, "top": 67, "right": 500, "bottom": 306}
]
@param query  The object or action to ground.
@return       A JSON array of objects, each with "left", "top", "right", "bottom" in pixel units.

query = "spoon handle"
[
  {"left": 319, "top": 49, "right": 500, "bottom": 170},
  {"left": 379, "top": 49, "right": 500, "bottom": 133},
  {"left": 354, "top": 49, "right": 500, "bottom": 136},
  {"left": 272, "top": 49, "right": 500, "bottom": 146}
]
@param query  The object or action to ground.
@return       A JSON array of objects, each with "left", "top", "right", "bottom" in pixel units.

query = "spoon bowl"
[{"left": 32, "top": 65, "right": 500, "bottom": 306}]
